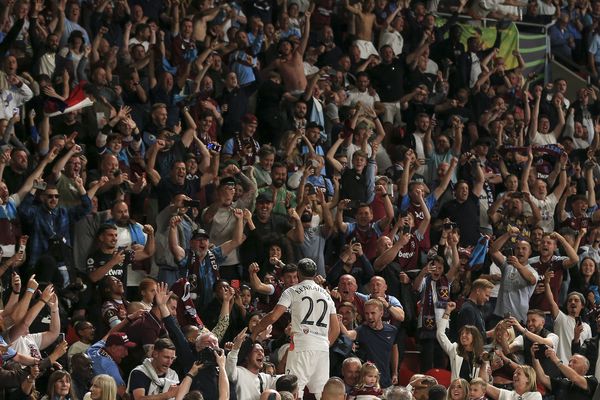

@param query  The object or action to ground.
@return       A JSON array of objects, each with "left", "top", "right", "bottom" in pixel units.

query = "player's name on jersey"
[{"left": 292, "top": 282, "right": 330, "bottom": 295}]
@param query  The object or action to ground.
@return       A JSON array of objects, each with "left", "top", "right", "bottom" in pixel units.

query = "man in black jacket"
[{"left": 454, "top": 279, "right": 494, "bottom": 340}]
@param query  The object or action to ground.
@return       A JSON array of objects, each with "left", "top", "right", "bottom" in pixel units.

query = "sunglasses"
[{"left": 46, "top": 194, "right": 60, "bottom": 199}]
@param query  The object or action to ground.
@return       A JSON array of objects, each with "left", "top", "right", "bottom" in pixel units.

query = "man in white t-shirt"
[
  {"left": 544, "top": 272, "right": 592, "bottom": 363},
  {"left": 252, "top": 258, "right": 340, "bottom": 399},
  {"left": 522, "top": 149, "right": 567, "bottom": 232}
]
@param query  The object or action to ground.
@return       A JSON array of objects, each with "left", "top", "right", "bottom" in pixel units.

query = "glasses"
[{"left": 46, "top": 194, "right": 60, "bottom": 199}]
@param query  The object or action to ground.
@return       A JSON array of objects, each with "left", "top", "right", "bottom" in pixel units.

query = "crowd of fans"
[{"left": 0, "top": 0, "right": 598, "bottom": 399}]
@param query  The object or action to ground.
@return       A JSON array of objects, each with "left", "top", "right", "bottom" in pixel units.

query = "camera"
[
  {"left": 443, "top": 222, "right": 457, "bottom": 230},
  {"left": 183, "top": 199, "right": 201, "bottom": 207},
  {"left": 511, "top": 192, "right": 524, "bottom": 199},
  {"left": 480, "top": 352, "right": 492, "bottom": 362},
  {"left": 535, "top": 344, "right": 547, "bottom": 359},
  {"left": 118, "top": 247, "right": 135, "bottom": 264},
  {"left": 198, "top": 347, "right": 218, "bottom": 367}
]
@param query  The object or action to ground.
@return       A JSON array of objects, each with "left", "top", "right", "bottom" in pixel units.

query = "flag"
[
  {"left": 44, "top": 81, "right": 94, "bottom": 117},
  {"left": 467, "top": 236, "right": 490, "bottom": 270}
]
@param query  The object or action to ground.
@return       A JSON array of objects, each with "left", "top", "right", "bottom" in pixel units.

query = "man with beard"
[
  {"left": 230, "top": 30, "right": 263, "bottom": 87},
  {"left": 31, "top": 30, "right": 61, "bottom": 78},
  {"left": 257, "top": 162, "right": 297, "bottom": 216},
  {"left": 343, "top": 298, "right": 399, "bottom": 388},
  {"left": 316, "top": 26, "right": 343, "bottom": 68},
  {"left": 222, "top": 113, "right": 260, "bottom": 166},
  {"left": 88, "top": 154, "right": 145, "bottom": 211},
  {"left": 146, "top": 111, "right": 203, "bottom": 178},
  {"left": 298, "top": 189, "right": 334, "bottom": 277},
  {"left": 155, "top": 194, "right": 197, "bottom": 285},
  {"left": 528, "top": 232, "right": 578, "bottom": 316},
  {"left": 544, "top": 272, "right": 593, "bottom": 363},
  {"left": 285, "top": 100, "right": 308, "bottom": 133},
  {"left": 522, "top": 143, "right": 568, "bottom": 233},
  {"left": 227, "top": 328, "right": 278, "bottom": 399},
  {"left": 105, "top": 201, "right": 155, "bottom": 290},
  {"left": 90, "top": 65, "right": 123, "bottom": 108},
  {"left": 51, "top": 144, "right": 87, "bottom": 208},
  {"left": 3, "top": 148, "right": 31, "bottom": 194},
  {"left": 169, "top": 211, "right": 244, "bottom": 312},
  {"left": 86, "top": 224, "right": 128, "bottom": 286},
  {"left": 147, "top": 147, "right": 216, "bottom": 211},
  {"left": 243, "top": 192, "right": 304, "bottom": 267},
  {"left": 20, "top": 176, "right": 104, "bottom": 270},
  {"left": 203, "top": 177, "right": 250, "bottom": 281},
  {"left": 266, "top": 11, "right": 311, "bottom": 94}
]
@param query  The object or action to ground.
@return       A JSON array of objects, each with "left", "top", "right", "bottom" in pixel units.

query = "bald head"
[{"left": 322, "top": 377, "right": 346, "bottom": 400}]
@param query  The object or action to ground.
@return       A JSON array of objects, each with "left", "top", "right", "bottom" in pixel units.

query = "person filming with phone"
[{"left": 531, "top": 344, "right": 598, "bottom": 400}]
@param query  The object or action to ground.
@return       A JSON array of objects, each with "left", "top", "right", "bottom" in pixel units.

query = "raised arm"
[
  {"left": 528, "top": 86, "right": 542, "bottom": 142},
  {"left": 552, "top": 97, "right": 566, "bottom": 139},
  {"left": 544, "top": 271, "right": 560, "bottom": 319},
  {"left": 326, "top": 137, "right": 346, "bottom": 173},
  {"left": 297, "top": 10, "right": 311, "bottom": 56}
]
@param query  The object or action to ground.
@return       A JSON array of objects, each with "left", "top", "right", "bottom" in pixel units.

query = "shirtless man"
[
  {"left": 345, "top": 0, "right": 378, "bottom": 59},
  {"left": 268, "top": 10, "right": 311, "bottom": 94}
]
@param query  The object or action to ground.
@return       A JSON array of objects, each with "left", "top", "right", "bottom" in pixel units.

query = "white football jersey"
[{"left": 277, "top": 279, "right": 336, "bottom": 352}]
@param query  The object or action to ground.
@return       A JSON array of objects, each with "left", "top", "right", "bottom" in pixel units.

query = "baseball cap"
[
  {"left": 256, "top": 192, "right": 273, "bottom": 203},
  {"left": 106, "top": 332, "right": 136, "bottom": 348},
  {"left": 191, "top": 228, "right": 210, "bottom": 240}
]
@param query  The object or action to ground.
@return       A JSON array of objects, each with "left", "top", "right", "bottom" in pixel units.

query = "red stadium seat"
[{"left": 424, "top": 368, "right": 452, "bottom": 387}]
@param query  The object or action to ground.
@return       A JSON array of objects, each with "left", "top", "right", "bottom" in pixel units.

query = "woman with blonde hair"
[
  {"left": 489, "top": 319, "right": 519, "bottom": 390},
  {"left": 447, "top": 378, "right": 469, "bottom": 400},
  {"left": 41, "top": 371, "right": 78, "bottom": 400},
  {"left": 84, "top": 375, "right": 117, "bottom": 400},
  {"left": 480, "top": 364, "right": 541, "bottom": 400}
]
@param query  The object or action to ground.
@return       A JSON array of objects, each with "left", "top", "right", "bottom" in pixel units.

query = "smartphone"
[
  {"left": 111, "top": 75, "right": 120, "bottom": 87},
  {"left": 402, "top": 225, "right": 411, "bottom": 234},
  {"left": 33, "top": 181, "right": 47, "bottom": 191},
  {"left": 231, "top": 279, "right": 240, "bottom": 290},
  {"left": 58, "top": 333, "right": 65, "bottom": 342},
  {"left": 576, "top": 316, "right": 582, "bottom": 325},
  {"left": 207, "top": 142, "right": 222, "bottom": 152}
]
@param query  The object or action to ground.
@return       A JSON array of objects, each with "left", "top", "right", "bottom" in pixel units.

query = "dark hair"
[
  {"left": 276, "top": 374, "right": 299, "bottom": 393},
  {"left": 212, "top": 279, "right": 229, "bottom": 292},
  {"left": 154, "top": 338, "right": 176, "bottom": 352},
  {"left": 97, "top": 223, "right": 118, "bottom": 236},
  {"left": 281, "top": 263, "right": 298, "bottom": 275}
]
